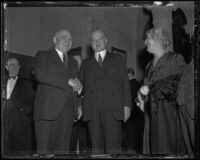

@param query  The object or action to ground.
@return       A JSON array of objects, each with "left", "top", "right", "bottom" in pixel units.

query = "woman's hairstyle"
[{"left": 146, "top": 28, "right": 171, "bottom": 49}]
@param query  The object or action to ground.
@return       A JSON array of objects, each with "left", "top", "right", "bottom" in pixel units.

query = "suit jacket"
[
  {"left": 129, "top": 78, "right": 140, "bottom": 103},
  {"left": 4, "top": 75, "right": 35, "bottom": 127},
  {"left": 80, "top": 51, "right": 132, "bottom": 121},
  {"left": 33, "top": 49, "right": 81, "bottom": 120}
]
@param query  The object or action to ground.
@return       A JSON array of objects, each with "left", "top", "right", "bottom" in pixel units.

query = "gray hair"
[{"left": 146, "top": 27, "right": 171, "bottom": 49}]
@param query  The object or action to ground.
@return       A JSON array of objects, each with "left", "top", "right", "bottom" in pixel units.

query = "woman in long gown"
[{"left": 137, "top": 28, "right": 187, "bottom": 155}]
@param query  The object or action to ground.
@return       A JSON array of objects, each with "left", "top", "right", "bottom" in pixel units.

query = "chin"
[{"left": 147, "top": 49, "right": 153, "bottom": 54}]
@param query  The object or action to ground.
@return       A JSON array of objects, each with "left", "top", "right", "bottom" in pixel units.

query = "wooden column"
[{"left": 150, "top": 6, "right": 174, "bottom": 52}]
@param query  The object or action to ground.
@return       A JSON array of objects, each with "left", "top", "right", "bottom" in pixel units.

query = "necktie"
[
  {"left": 98, "top": 54, "right": 103, "bottom": 66},
  {"left": 63, "top": 53, "right": 68, "bottom": 68}
]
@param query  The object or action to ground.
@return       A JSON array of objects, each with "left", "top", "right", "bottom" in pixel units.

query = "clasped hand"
[
  {"left": 137, "top": 92, "right": 145, "bottom": 112},
  {"left": 68, "top": 78, "right": 82, "bottom": 92}
]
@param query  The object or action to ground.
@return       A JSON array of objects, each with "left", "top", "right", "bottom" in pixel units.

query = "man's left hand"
[
  {"left": 75, "top": 78, "right": 82, "bottom": 93},
  {"left": 77, "top": 106, "right": 82, "bottom": 120},
  {"left": 74, "top": 106, "right": 82, "bottom": 122},
  {"left": 124, "top": 106, "right": 131, "bottom": 122}
]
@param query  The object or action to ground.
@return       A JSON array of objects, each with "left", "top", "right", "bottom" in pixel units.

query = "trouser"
[
  {"left": 88, "top": 105, "right": 121, "bottom": 154},
  {"left": 35, "top": 100, "right": 75, "bottom": 155}
]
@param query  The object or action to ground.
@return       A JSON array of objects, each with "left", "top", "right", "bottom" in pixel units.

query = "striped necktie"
[
  {"left": 98, "top": 54, "right": 103, "bottom": 66},
  {"left": 63, "top": 53, "right": 68, "bottom": 68}
]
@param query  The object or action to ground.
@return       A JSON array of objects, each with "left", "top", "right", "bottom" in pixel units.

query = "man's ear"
[
  {"left": 5, "top": 65, "right": 8, "bottom": 70},
  {"left": 53, "top": 37, "right": 56, "bottom": 44},
  {"left": 105, "top": 38, "right": 108, "bottom": 44}
]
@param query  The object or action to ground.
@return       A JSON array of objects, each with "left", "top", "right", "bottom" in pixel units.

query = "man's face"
[
  {"left": 6, "top": 58, "right": 20, "bottom": 76},
  {"left": 91, "top": 31, "right": 107, "bottom": 53},
  {"left": 54, "top": 30, "right": 72, "bottom": 54}
]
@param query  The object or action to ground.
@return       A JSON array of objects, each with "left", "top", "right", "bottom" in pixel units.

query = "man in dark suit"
[
  {"left": 2, "top": 57, "right": 35, "bottom": 156},
  {"left": 122, "top": 68, "right": 143, "bottom": 153},
  {"left": 33, "top": 29, "right": 82, "bottom": 155},
  {"left": 80, "top": 29, "right": 132, "bottom": 155}
]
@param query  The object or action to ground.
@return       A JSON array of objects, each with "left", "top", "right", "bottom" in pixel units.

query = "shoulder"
[
  {"left": 35, "top": 49, "right": 54, "bottom": 58},
  {"left": 165, "top": 51, "right": 184, "bottom": 62},
  {"left": 166, "top": 52, "right": 186, "bottom": 69},
  {"left": 18, "top": 75, "right": 33, "bottom": 88},
  {"left": 109, "top": 51, "right": 122, "bottom": 59},
  {"left": 108, "top": 52, "right": 126, "bottom": 66},
  {"left": 18, "top": 75, "right": 31, "bottom": 82}
]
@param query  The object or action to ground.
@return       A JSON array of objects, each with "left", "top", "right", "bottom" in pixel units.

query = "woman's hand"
[
  {"left": 136, "top": 85, "right": 150, "bottom": 112},
  {"left": 140, "top": 85, "right": 150, "bottom": 96},
  {"left": 136, "top": 92, "right": 145, "bottom": 112}
]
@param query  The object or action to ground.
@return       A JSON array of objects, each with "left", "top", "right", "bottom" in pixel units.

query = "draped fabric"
[
  {"left": 177, "top": 59, "right": 195, "bottom": 157},
  {"left": 150, "top": 74, "right": 182, "bottom": 102},
  {"left": 142, "top": 52, "right": 187, "bottom": 155}
]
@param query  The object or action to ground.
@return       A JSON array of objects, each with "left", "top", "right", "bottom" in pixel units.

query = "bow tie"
[{"left": 8, "top": 76, "right": 17, "bottom": 80}]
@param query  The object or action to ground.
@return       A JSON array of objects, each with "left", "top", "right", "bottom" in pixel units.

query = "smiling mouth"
[{"left": 64, "top": 45, "right": 70, "bottom": 48}]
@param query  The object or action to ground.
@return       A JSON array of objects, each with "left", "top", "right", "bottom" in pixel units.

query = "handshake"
[{"left": 68, "top": 78, "right": 82, "bottom": 92}]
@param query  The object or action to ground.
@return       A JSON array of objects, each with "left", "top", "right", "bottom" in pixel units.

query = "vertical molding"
[
  {"left": 3, "top": 3, "right": 9, "bottom": 52},
  {"left": 150, "top": 6, "right": 174, "bottom": 52}
]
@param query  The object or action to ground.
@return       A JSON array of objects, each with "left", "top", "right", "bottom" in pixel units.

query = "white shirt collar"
[
  {"left": 55, "top": 48, "right": 65, "bottom": 61},
  {"left": 95, "top": 49, "right": 106, "bottom": 61}
]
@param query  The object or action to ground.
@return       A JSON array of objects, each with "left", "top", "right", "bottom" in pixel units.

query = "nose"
[
  {"left": 65, "top": 40, "right": 71, "bottom": 44},
  {"left": 65, "top": 41, "right": 72, "bottom": 46},
  {"left": 95, "top": 40, "right": 101, "bottom": 46}
]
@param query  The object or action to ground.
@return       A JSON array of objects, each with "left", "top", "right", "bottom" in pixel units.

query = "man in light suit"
[
  {"left": 33, "top": 29, "right": 82, "bottom": 155},
  {"left": 2, "top": 57, "right": 35, "bottom": 156},
  {"left": 80, "top": 29, "right": 132, "bottom": 155}
]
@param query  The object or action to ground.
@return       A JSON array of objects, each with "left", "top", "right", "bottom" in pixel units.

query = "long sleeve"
[{"left": 34, "top": 51, "right": 71, "bottom": 91}]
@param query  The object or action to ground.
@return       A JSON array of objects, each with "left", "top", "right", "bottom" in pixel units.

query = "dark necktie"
[
  {"left": 63, "top": 53, "right": 68, "bottom": 68},
  {"left": 98, "top": 54, "right": 103, "bottom": 66}
]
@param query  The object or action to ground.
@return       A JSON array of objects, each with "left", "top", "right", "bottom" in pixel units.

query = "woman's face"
[{"left": 144, "top": 34, "right": 159, "bottom": 54}]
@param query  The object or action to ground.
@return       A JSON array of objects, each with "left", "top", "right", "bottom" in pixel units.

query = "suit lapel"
[
  {"left": 87, "top": 51, "right": 113, "bottom": 73},
  {"left": 50, "top": 49, "right": 69, "bottom": 76},
  {"left": 87, "top": 56, "right": 98, "bottom": 73},
  {"left": 9, "top": 76, "right": 22, "bottom": 100},
  {"left": 103, "top": 51, "right": 112, "bottom": 68}
]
